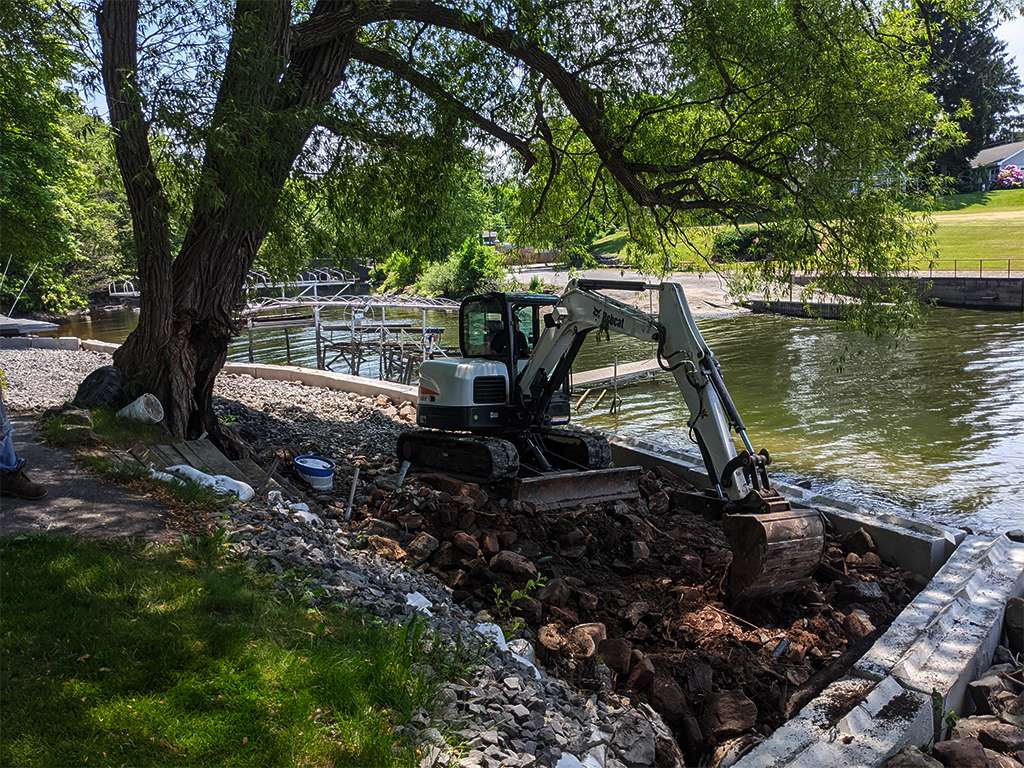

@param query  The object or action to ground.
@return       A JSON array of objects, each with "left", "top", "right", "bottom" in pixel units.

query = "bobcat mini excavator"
[{"left": 397, "top": 279, "right": 824, "bottom": 600}]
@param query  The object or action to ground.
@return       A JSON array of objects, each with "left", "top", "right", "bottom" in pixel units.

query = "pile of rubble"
[
  {"left": 224, "top": 498, "right": 686, "bottom": 768},
  {"left": 338, "top": 464, "right": 920, "bottom": 764},
  {"left": 889, "top": 600, "right": 1024, "bottom": 768}
]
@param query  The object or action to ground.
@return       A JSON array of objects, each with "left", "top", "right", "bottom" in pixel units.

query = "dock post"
[
  {"left": 314, "top": 306, "right": 322, "bottom": 369},
  {"left": 247, "top": 318, "right": 254, "bottom": 363},
  {"left": 284, "top": 328, "right": 291, "bottom": 364}
]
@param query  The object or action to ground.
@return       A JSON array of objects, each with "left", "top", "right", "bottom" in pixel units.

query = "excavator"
[{"left": 397, "top": 279, "right": 824, "bottom": 600}]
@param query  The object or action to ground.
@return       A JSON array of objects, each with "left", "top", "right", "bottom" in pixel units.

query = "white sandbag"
[
  {"left": 163, "top": 464, "right": 254, "bottom": 501},
  {"left": 116, "top": 393, "right": 164, "bottom": 423}
]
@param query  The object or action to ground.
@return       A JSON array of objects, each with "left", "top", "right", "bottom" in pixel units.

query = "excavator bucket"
[
  {"left": 512, "top": 466, "right": 642, "bottom": 511},
  {"left": 722, "top": 507, "right": 826, "bottom": 602}
]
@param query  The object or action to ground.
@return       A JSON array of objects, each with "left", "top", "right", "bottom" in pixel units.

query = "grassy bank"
[
  {"left": 588, "top": 188, "right": 1024, "bottom": 267},
  {"left": 0, "top": 536, "right": 455, "bottom": 767}
]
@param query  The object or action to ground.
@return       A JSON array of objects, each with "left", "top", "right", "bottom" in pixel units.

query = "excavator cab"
[{"left": 456, "top": 292, "right": 570, "bottom": 423}]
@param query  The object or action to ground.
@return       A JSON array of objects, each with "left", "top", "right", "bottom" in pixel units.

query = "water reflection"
[{"left": 575, "top": 310, "right": 1024, "bottom": 533}]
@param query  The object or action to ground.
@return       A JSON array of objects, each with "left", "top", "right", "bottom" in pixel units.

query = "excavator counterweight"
[{"left": 397, "top": 280, "right": 824, "bottom": 601}]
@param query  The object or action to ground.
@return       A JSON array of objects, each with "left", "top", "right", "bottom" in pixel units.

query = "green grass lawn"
[
  {"left": 930, "top": 188, "right": 1024, "bottom": 213},
  {"left": 587, "top": 188, "right": 1024, "bottom": 268},
  {"left": 1, "top": 536, "right": 457, "bottom": 768}
]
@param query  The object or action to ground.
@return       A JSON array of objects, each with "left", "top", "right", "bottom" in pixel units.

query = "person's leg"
[{"left": 0, "top": 392, "right": 46, "bottom": 500}]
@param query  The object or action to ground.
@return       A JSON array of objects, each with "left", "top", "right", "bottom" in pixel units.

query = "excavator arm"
[{"left": 519, "top": 278, "right": 824, "bottom": 598}]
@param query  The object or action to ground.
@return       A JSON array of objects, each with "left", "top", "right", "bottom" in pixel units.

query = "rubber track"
[
  {"left": 540, "top": 427, "right": 613, "bottom": 470},
  {"left": 397, "top": 431, "right": 519, "bottom": 481}
]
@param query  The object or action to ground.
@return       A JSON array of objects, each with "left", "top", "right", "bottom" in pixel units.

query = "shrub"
[
  {"left": 995, "top": 164, "right": 1023, "bottom": 189},
  {"left": 376, "top": 250, "right": 422, "bottom": 293},
  {"left": 415, "top": 238, "right": 506, "bottom": 297},
  {"left": 711, "top": 228, "right": 819, "bottom": 263}
]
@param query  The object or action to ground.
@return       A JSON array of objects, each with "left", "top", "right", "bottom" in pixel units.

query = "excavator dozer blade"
[
  {"left": 722, "top": 507, "right": 825, "bottom": 602},
  {"left": 512, "top": 466, "right": 642, "bottom": 511}
]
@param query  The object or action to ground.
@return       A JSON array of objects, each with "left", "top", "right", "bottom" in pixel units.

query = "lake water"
[{"left": 56, "top": 306, "right": 1024, "bottom": 533}]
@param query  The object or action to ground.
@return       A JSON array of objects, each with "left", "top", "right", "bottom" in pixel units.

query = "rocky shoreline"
[{"left": 0, "top": 350, "right": 952, "bottom": 767}]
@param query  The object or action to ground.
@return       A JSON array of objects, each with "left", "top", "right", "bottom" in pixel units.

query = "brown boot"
[{"left": 0, "top": 465, "right": 47, "bottom": 500}]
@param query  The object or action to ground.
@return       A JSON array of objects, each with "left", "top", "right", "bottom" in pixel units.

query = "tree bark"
[
  {"left": 101, "top": 0, "right": 359, "bottom": 443},
  {"left": 97, "top": 0, "right": 175, "bottom": 410}
]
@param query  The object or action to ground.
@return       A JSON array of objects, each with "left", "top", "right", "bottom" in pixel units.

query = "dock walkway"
[{"left": 572, "top": 358, "right": 661, "bottom": 389}]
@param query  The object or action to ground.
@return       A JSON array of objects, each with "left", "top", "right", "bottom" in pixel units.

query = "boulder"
[
  {"left": 933, "top": 739, "right": 989, "bottom": 768},
  {"left": 451, "top": 531, "right": 480, "bottom": 557},
  {"left": 598, "top": 637, "right": 633, "bottom": 675},
  {"left": 73, "top": 365, "right": 126, "bottom": 409},
  {"left": 954, "top": 716, "right": 1003, "bottom": 741},
  {"left": 842, "top": 527, "right": 876, "bottom": 556},
  {"left": 886, "top": 746, "right": 942, "bottom": 768},
  {"left": 838, "top": 579, "right": 885, "bottom": 602},
  {"left": 984, "top": 749, "right": 1024, "bottom": 768},
  {"left": 703, "top": 690, "right": 758, "bottom": 743},
  {"left": 58, "top": 407, "right": 94, "bottom": 427},
  {"left": 406, "top": 532, "right": 439, "bottom": 562},
  {"left": 538, "top": 577, "right": 573, "bottom": 608},
  {"left": 365, "top": 535, "right": 406, "bottom": 561},
  {"left": 1001, "top": 694, "right": 1024, "bottom": 729},
  {"left": 571, "top": 622, "right": 607, "bottom": 646},
  {"left": 978, "top": 722, "right": 1024, "bottom": 753},
  {"left": 969, "top": 674, "right": 1010, "bottom": 715},
  {"left": 489, "top": 551, "right": 537, "bottom": 579},
  {"left": 631, "top": 541, "right": 651, "bottom": 565},
  {"left": 862, "top": 551, "right": 883, "bottom": 567},
  {"left": 538, "top": 623, "right": 564, "bottom": 654},
  {"left": 626, "top": 654, "right": 655, "bottom": 692},
  {"left": 480, "top": 532, "right": 500, "bottom": 557},
  {"left": 650, "top": 675, "right": 688, "bottom": 723},
  {"left": 844, "top": 609, "right": 877, "bottom": 639}
]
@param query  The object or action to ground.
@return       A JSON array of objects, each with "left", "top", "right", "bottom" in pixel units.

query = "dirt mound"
[{"left": 349, "top": 466, "right": 919, "bottom": 763}]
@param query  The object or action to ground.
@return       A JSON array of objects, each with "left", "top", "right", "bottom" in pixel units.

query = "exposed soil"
[{"left": 339, "top": 463, "right": 920, "bottom": 763}]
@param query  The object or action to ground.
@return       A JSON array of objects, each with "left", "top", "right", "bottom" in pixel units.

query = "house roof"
[{"left": 970, "top": 140, "right": 1024, "bottom": 168}]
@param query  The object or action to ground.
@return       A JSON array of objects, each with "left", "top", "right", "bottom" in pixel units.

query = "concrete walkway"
[{"left": 0, "top": 416, "right": 172, "bottom": 541}]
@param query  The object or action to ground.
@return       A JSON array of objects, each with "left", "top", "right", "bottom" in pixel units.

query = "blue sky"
[{"left": 999, "top": 16, "right": 1024, "bottom": 82}]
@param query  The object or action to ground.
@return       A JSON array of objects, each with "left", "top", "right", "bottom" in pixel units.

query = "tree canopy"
[{"left": 919, "top": 0, "right": 1024, "bottom": 186}]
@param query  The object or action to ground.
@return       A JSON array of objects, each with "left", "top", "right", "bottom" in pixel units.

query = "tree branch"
[{"left": 350, "top": 42, "right": 536, "bottom": 169}]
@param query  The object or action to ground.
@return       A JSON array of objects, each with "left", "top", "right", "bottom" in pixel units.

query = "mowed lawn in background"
[
  {"left": 0, "top": 536, "right": 456, "bottom": 768},
  {"left": 588, "top": 189, "right": 1024, "bottom": 267},
  {"left": 931, "top": 189, "right": 1024, "bottom": 262}
]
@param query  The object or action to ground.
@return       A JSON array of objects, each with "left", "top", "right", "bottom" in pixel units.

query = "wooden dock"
[{"left": 572, "top": 358, "right": 661, "bottom": 389}]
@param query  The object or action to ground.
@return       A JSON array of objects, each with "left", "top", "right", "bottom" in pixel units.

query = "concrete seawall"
[{"left": 796, "top": 275, "right": 1024, "bottom": 311}]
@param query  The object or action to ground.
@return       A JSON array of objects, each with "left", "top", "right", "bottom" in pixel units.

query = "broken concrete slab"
[
  {"left": 734, "top": 676, "right": 933, "bottom": 768},
  {"left": 855, "top": 535, "right": 1024, "bottom": 716}
]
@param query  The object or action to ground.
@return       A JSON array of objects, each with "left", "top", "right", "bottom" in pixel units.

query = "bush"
[
  {"left": 376, "top": 250, "right": 422, "bottom": 293},
  {"left": 995, "top": 164, "right": 1023, "bottom": 189},
  {"left": 711, "top": 229, "right": 819, "bottom": 263},
  {"left": 415, "top": 238, "right": 506, "bottom": 297}
]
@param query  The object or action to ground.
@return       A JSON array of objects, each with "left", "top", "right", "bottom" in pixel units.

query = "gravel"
[{"left": 0, "top": 349, "right": 110, "bottom": 410}]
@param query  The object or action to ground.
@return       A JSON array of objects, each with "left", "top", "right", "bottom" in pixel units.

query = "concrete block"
[
  {"left": 28, "top": 337, "right": 59, "bottom": 349},
  {"left": 219, "top": 362, "right": 417, "bottom": 404},
  {"left": 735, "top": 676, "right": 933, "bottom": 768},
  {"left": 80, "top": 339, "right": 119, "bottom": 354},
  {"left": 54, "top": 336, "right": 81, "bottom": 350},
  {"left": 0, "top": 337, "right": 31, "bottom": 349},
  {"left": 855, "top": 536, "right": 1024, "bottom": 716}
]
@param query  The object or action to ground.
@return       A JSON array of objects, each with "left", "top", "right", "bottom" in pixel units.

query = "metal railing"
[{"left": 925, "top": 258, "right": 1024, "bottom": 278}]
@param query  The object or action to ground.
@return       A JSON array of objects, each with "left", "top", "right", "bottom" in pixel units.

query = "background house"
[{"left": 969, "top": 140, "right": 1024, "bottom": 189}]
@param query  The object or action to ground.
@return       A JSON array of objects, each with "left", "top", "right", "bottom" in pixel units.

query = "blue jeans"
[{"left": 0, "top": 392, "right": 20, "bottom": 471}]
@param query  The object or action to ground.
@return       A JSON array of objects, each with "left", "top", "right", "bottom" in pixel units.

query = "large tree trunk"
[{"left": 101, "top": 0, "right": 357, "bottom": 444}]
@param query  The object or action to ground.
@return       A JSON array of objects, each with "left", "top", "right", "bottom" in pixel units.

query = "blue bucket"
[{"left": 293, "top": 455, "right": 336, "bottom": 491}]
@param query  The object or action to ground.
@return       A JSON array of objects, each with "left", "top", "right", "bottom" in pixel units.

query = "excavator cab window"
[{"left": 460, "top": 296, "right": 509, "bottom": 358}]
